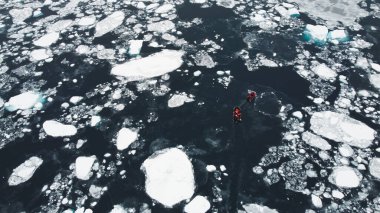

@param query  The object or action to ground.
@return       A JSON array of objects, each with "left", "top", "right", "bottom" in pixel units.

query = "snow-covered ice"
[
  {"left": 328, "top": 166, "right": 362, "bottom": 188},
  {"left": 69, "top": 96, "right": 83, "bottom": 104},
  {"left": 155, "top": 4, "right": 174, "bottom": 14},
  {"left": 5, "top": 91, "right": 41, "bottom": 111},
  {"left": 9, "top": 8, "right": 33, "bottom": 23},
  {"left": 216, "top": 0, "right": 236, "bottom": 8},
  {"left": 328, "top": 30, "right": 349, "bottom": 43},
  {"left": 109, "top": 205, "right": 128, "bottom": 213},
  {"left": 75, "top": 156, "right": 96, "bottom": 180},
  {"left": 338, "top": 144, "right": 354, "bottom": 157},
  {"left": 310, "top": 111, "right": 376, "bottom": 148},
  {"left": 43, "top": 120, "right": 77, "bottom": 137},
  {"left": 303, "top": 25, "right": 328, "bottom": 45},
  {"left": 90, "top": 116, "right": 101, "bottom": 127},
  {"left": 147, "top": 20, "right": 175, "bottom": 33},
  {"left": 242, "top": 203, "right": 278, "bottom": 213},
  {"left": 184, "top": 196, "right": 211, "bottom": 213},
  {"left": 369, "top": 74, "right": 380, "bottom": 90},
  {"left": 8, "top": 156, "right": 43, "bottom": 186},
  {"left": 302, "top": 131, "right": 331, "bottom": 150},
  {"left": 111, "top": 50, "right": 184, "bottom": 80},
  {"left": 168, "top": 93, "right": 194, "bottom": 108},
  {"left": 128, "top": 40, "right": 143, "bottom": 56},
  {"left": 369, "top": 158, "right": 380, "bottom": 179},
  {"left": 141, "top": 148, "right": 195, "bottom": 207},
  {"left": 77, "top": 16, "right": 96, "bottom": 26},
  {"left": 94, "top": 11, "right": 125, "bottom": 37},
  {"left": 311, "top": 194, "right": 323, "bottom": 208},
  {"left": 312, "top": 64, "right": 337, "bottom": 80},
  {"left": 33, "top": 32, "right": 60, "bottom": 47},
  {"left": 116, "top": 128, "right": 138, "bottom": 151},
  {"left": 30, "top": 49, "right": 52, "bottom": 61}
]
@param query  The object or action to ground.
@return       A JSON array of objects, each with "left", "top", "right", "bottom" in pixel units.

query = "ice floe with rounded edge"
[
  {"left": 111, "top": 49, "right": 184, "bottom": 81},
  {"left": 184, "top": 196, "right": 211, "bottom": 213},
  {"left": 94, "top": 11, "right": 125, "bottom": 37},
  {"left": 5, "top": 91, "right": 42, "bottom": 111},
  {"left": 43, "top": 120, "right": 77, "bottom": 137},
  {"left": 8, "top": 156, "right": 43, "bottom": 186},
  {"left": 47, "top": 20, "right": 73, "bottom": 32},
  {"left": 312, "top": 63, "right": 337, "bottom": 81},
  {"left": 147, "top": 20, "right": 175, "bottom": 33},
  {"left": 216, "top": 0, "right": 236, "bottom": 8},
  {"left": 311, "top": 194, "right": 323, "bottom": 208},
  {"left": 77, "top": 16, "right": 96, "bottom": 26},
  {"left": 328, "top": 166, "right": 362, "bottom": 188},
  {"left": 30, "top": 49, "right": 52, "bottom": 61},
  {"left": 109, "top": 205, "right": 128, "bottom": 213},
  {"left": 328, "top": 30, "right": 349, "bottom": 43},
  {"left": 9, "top": 8, "right": 33, "bottom": 23},
  {"left": 241, "top": 203, "right": 278, "bottom": 213},
  {"left": 302, "top": 131, "right": 331, "bottom": 150},
  {"left": 75, "top": 155, "right": 96, "bottom": 180},
  {"left": 168, "top": 93, "right": 194, "bottom": 108},
  {"left": 369, "top": 74, "right": 380, "bottom": 90},
  {"left": 141, "top": 148, "right": 195, "bottom": 208},
  {"left": 310, "top": 111, "right": 376, "bottom": 148},
  {"left": 155, "top": 4, "right": 174, "bottom": 14},
  {"left": 338, "top": 144, "right": 354, "bottom": 157},
  {"left": 33, "top": 32, "right": 60, "bottom": 47},
  {"left": 369, "top": 158, "right": 380, "bottom": 180},
  {"left": 116, "top": 128, "right": 138, "bottom": 151}
]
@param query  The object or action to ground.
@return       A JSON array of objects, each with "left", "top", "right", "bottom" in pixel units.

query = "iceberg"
[
  {"left": 33, "top": 32, "right": 60, "bottom": 47},
  {"left": 141, "top": 148, "right": 195, "bottom": 207},
  {"left": 116, "top": 128, "right": 138, "bottom": 151},
  {"left": 328, "top": 166, "right": 362, "bottom": 188},
  {"left": 111, "top": 49, "right": 184, "bottom": 81},
  {"left": 75, "top": 156, "right": 96, "bottom": 180},
  {"left": 310, "top": 111, "right": 375, "bottom": 148},
  {"left": 43, "top": 120, "right": 77, "bottom": 137},
  {"left": 303, "top": 24, "right": 328, "bottom": 45},
  {"left": 94, "top": 11, "right": 125, "bottom": 37},
  {"left": 369, "top": 158, "right": 380, "bottom": 179},
  {"left": 5, "top": 91, "right": 42, "bottom": 111},
  {"left": 184, "top": 196, "right": 211, "bottom": 213},
  {"left": 8, "top": 156, "right": 43, "bottom": 186}
]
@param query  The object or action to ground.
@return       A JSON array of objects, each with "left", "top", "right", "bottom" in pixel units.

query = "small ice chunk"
[
  {"left": 332, "top": 190, "right": 344, "bottom": 199},
  {"left": 328, "top": 166, "right": 362, "bottom": 188},
  {"left": 90, "top": 116, "right": 101, "bottom": 127},
  {"left": 9, "top": 8, "right": 33, "bottom": 23},
  {"left": 184, "top": 196, "right": 211, "bottom": 213},
  {"left": 70, "top": 96, "right": 83, "bottom": 104},
  {"left": 242, "top": 203, "right": 278, "bottom": 213},
  {"left": 8, "top": 156, "right": 43, "bottom": 186},
  {"left": 78, "top": 16, "right": 96, "bottom": 26},
  {"left": 216, "top": 0, "right": 236, "bottom": 8},
  {"left": 328, "top": 30, "right": 349, "bottom": 43},
  {"left": 47, "top": 20, "right": 73, "bottom": 32},
  {"left": 303, "top": 24, "right": 328, "bottom": 45},
  {"left": 369, "top": 74, "right": 380, "bottom": 90},
  {"left": 128, "top": 40, "right": 143, "bottom": 56},
  {"left": 75, "top": 156, "right": 96, "bottom": 180},
  {"left": 43, "top": 120, "right": 77, "bottom": 137},
  {"left": 110, "top": 205, "right": 128, "bottom": 213},
  {"left": 311, "top": 195, "right": 323, "bottom": 208},
  {"left": 5, "top": 91, "right": 41, "bottom": 111},
  {"left": 94, "top": 11, "right": 125, "bottom": 37},
  {"left": 111, "top": 50, "right": 184, "bottom": 81},
  {"left": 155, "top": 4, "right": 174, "bottom": 13},
  {"left": 206, "top": 165, "right": 216, "bottom": 172},
  {"left": 338, "top": 144, "right": 354, "bottom": 157},
  {"left": 312, "top": 64, "right": 337, "bottom": 80},
  {"left": 30, "top": 49, "right": 52, "bottom": 61},
  {"left": 194, "top": 50, "right": 216, "bottom": 68},
  {"left": 292, "top": 111, "right": 303, "bottom": 119},
  {"left": 193, "top": 70, "right": 202, "bottom": 77},
  {"left": 370, "top": 63, "right": 380, "bottom": 72},
  {"left": 168, "top": 93, "right": 194, "bottom": 108},
  {"left": 116, "top": 128, "right": 138, "bottom": 151},
  {"left": 147, "top": 20, "right": 175, "bottom": 33},
  {"left": 33, "top": 32, "right": 60, "bottom": 47},
  {"left": 141, "top": 148, "right": 195, "bottom": 208},
  {"left": 302, "top": 131, "right": 331, "bottom": 150},
  {"left": 310, "top": 111, "right": 375, "bottom": 148},
  {"left": 369, "top": 158, "right": 380, "bottom": 179}
]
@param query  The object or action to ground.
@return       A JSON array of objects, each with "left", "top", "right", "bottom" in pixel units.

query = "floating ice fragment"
[
  {"left": 242, "top": 203, "right": 278, "bottom": 213},
  {"left": 369, "top": 158, "right": 380, "bottom": 180},
  {"left": 328, "top": 166, "right": 362, "bottom": 188},
  {"left": 369, "top": 74, "right": 380, "bottom": 90},
  {"left": 47, "top": 20, "right": 73, "bottom": 32},
  {"left": 94, "top": 11, "right": 125, "bottom": 37},
  {"left": 310, "top": 111, "right": 375, "bottom": 148},
  {"left": 371, "top": 63, "right": 380, "bottom": 73},
  {"left": 328, "top": 30, "right": 349, "bottom": 43},
  {"left": 90, "top": 116, "right": 101, "bottom": 127},
  {"left": 111, "top": 50, "right": 184, "bottom": 81},
  {"left": 5, "top": 91, "right": 42, "bottom": 111},
  {"left": 8, "top": 156, "right": 43, "bottom": 186},
  {"left": 33, "top": 32, "right": 60, "bottom": 47},
  {"left": 332, "top": 190, "right": 344, "bottom": 199},
  {"left": 168, "top": 93, "right": 194, "bottom": 108},
  {"left": 70, "top": 96, "right": 83, "bottom": 104},
  {"left": 116, "top": 128, "right": 138, "bottom": 151},
  {"left": 141, "top": 148, "right": 195, "bottom": 207},
  {"left": 30, "top": 49, "right": 52, "bottom": 61},
  {"left": 43, "top": 120, "right": 77, "bottom": 137},
  {"left": 147, "top": 20, "right": 175, "bottom": 33},
  {"left": 302, "top": 131, "right": 331, "bottom": 150},
  {"left": 77, "top": 16, "right": 96, "bottom": 26},
  {"left": 216, "top": 0, "right": 236, "bottom": 8},
  {"left": 110, "top": 205, "right": 128, "bottom": 213},
  {"left": 194, "top": 51, "right": 216, "bottom": 68},
  {"left": 311, "top": 194, "right": 323, "bottom": 208},
  {"left": 312, "top": 64, "right": 337, "bottom": 80},
  {"left": 75, "top": 156, "right": 96, "bottom": 180},
  {"left": 184, "top": 196, "right": 211, "bottom": 213},
  {"left": 338, "top": 144, "right": 354, "bottom": 157},
  {"left": 128, "top": 40, "right": 143, "bottom": 56},
  {"left": 193, "top": 70, "right": 202, "bottom": 76},
  {"left": 303, "top": 25, "right": 328, "bottom": 45},
  {"left": 155, "top": 4, "right": 174, "bottom": 14},
  {"left": 9, "top": 8, "right": 33, "bottom": 23}
]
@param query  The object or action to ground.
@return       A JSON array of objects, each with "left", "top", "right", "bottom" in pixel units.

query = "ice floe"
[
  {"left": 111, "top": 50, "right": 184, "bottom": 81},
  {"left": 147, "top": 20, "right": 175, "bottom": 33},
  {"left": 184, "top": 196, "right": 211, "bottom": 213},
  {"left": 194, "top": 51, "right": 216, "bottom": 68},
  {"left": 75, "top": 156, "right": 96, "bottom": 180},
  {"left": 369, "top": 74, "right": 380, "bottom": 90},
  {"left": 311, "top": 194, "right": 323, "bottom": 208},
  {"left": 168, "top": 93, "right": 194, "bottom": 108},
  {"left": 94, "top": 11, "right": 125, "bottom": 37},
  {"left": 310, "top": 111, "right": 376, "bottom": 148},
  {"left": 33, "top": 32, "right": 60, "bottom": 47},
  {"left": 77, "top": 16, "right": 96, "bottom": 26},
  {"left": 241, "top": 203, "right": 278, "bottom": 213},
  {"left": 328, "top": 30, "right": 349, "bottom": 43},
  {"left": 43, "top": 120, "right": 77, "bottom": 137},
  {"left": 369, "top": 158, "right": 380, "bottom": 179},
  {"left": 338, "top": 144, "right": 354, "bottom": 157},
  {"left": 5, "top": 91, "right": 42, "bottom": 111},
  {"left": 8, "top": 156, "right": 43, "bottom": 186},
  {"left": 328, "top": 166, "right": 362, "bottom": 188},
  {"left": 312, "top": 64, "right": 337, "bottom": 81},
  {"left": 30, "top": 49, "right": 52, "bottom": 61},
  {"left": 116, "top": 128, "right": 138, "bottom": 151},
  {"left": 155, "top": 4, "right": 174, "bottom": 14},
  {"left": 141, "top": 148, "right": 195, "bottom": 207},
  {"left": 303, "top": 25, "right": 328, "bottom": 45},
  {"left": 128, "top": 40, "right": 143, "bottom": 56},
  {"left": 9, "top": 8, "right": 33, "bottom": 23},
  {"left": 302, "top": 131, "right": 331, "bottom": 150}
]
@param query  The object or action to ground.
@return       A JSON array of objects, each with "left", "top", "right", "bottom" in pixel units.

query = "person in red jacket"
[
  {"left": 247, "top": 91, "right": 257, "bottom": 103},
  {"left": 233, "top": 107, "right": 242, "bottom": 122}
]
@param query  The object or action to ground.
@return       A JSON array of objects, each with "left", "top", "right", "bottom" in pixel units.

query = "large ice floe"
[
  {"left": 75, "top": 156, "right": 97, "bottom": 180},
  {"left": 94, "top": 11, "right": 125, "bottom": 37},
  {"left": 111, "top": 50, "right": 184, "bottom": 80},
  {"left": 43, "top": 120, "right": 77, "bottom": 137},
  {"left": 5, "top": 91, "right": 42, "bottom": 111},
  {"left": 116, "top": 128, "right": 138, "bottom": 151},
  {"left": 328, "top": 166, "right": 362, "bottom": 188},
  {"left": 310, "top": 111, "right": 376, "bottom": 148},
  {"left": 141, "top": 148, "right": 195, "bottom": 207},
  {"left": 8, "top": 156, "right": 43, "bottom": 186}
]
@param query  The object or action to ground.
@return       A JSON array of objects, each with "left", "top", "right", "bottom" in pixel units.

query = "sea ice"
[
  {"left": 168, "top": 93, "right": 194, "bottom": 108},
  {"left": 369, "top": 74, "right": 380, "bottom": 90},
  {"left": 43, "top": 120, "right": 77, "bottom": 137},
  {"left": 311, "top": 194, "right": 323, "bottom": 208},
  {"left": 8, "top": 156, "right": 43, "bottom": 186},
  {"left": 9, "top": 8, "right": 33, "bottom": 23},
  {"left": 332, "top": 190, "right": 344, "bottom": 199},
  {"left": 110, "top": 205, "right": 128, "bottom": 213},
  {"left": 328, "top": 30, "right": 349, "bottom": 43},
  {"left": 155, "top": 4, "right": 174, "bottom": 13},
  {"left": 303, "top": 25, "right": 328, "bottom": 45},
  {"left": 33, "top": 32, "right": 60, "bottom": 47},
  {"left": 194, "top": 51, "right": 216, "bottom": 68},
  {"left": 141, "top": 148, "right": 195, "bottom": 207},
  {"left": 47, "top": 20, "right": 73, "bottom": 32},
  {"left": 338, "top": 144, "right": 354, "bottom": 157},
  {"left": 128, "top": 40, "right": 143, "bottom": 56},
  {"left": 242, "top": 203, "right": 278, "bottom": 213},
  {"left": 184, "top": 196, "right": 211, "bottom": 213},
  {"left": 94, "top": 11, "right": 125, "bottom": 37},
  {"left": 111, "top": 50, "right": 184, "bottom": 81},
  {"left": 75, "top": 156, "right": 96, "bottom": 180},
  {"left": 369, "top": 158, "right": 380, "bottom": 179},
  {"left": 312, "top": 64, "right": 337, "bottom": 80},
  {"left": 116, "top": 128, "right": 138, "bottom": 151},
  {"left": 147, "top": 20, "right": 175, "bottom": 33},
  {"left": 328, "top": 166, "right": 362, "bottom": 188},
  {"left": 5, "top": 91, "right": 41, "bottom": 111},
  {"left": 77, "top": 16, "right": 96, "bottom": 26},
  {"left": 30, "top": 49, "right": 52, "bottom": 61},
  {"left": 310, "top": 111, "right": 376, "bottom": 148},
  {"left": 302, "top": 131, "right": 331, "bottom": 150},
  {"left": 216, "top": 0, "right": 236, "bottom": 8}
]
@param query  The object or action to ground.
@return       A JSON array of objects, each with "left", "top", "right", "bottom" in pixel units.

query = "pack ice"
[
  {"left": 5, "top": 91, "right": 42, "bottom": 111},
  {"left": 43, "top": 120, "right": 77, "bottom": 137},
  {"left": 8, "top": 156, "right": 43, "bottom": 186},
  {"left": 310, "top": 111, "right": 376, "bottom": 148},
  {"left": 328, "top": 166, "right": 362, "bottom": 188},
  {"left": 75, "top": 156, "right": 97, "bottom": 180},
  {"left": 116, "top": 128, "right": 138, "bottom": 151},
  {"left": 141, "top": 148, "right": 195, "bottom": 207},
  {"left": 94, "top": 11, "right": 125, "bottom": 37},
  {"left": 111, "top": 50, "right": 184, "bottom": 81}
]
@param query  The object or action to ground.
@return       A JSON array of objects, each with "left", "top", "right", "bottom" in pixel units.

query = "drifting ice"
[
  {"left": 94, "top": 11, "right": 125, "bottom": 37},
  {"left": 116, "top": 128, "right": 138, "bottom": 151},
  {"left": 141, "top": 148, "right": 195, "bottom": 207},
  {"left": 128, "top": 40, "right": 143, "bottom": 56},
  {"left": 312, "top": 63, "right": 337, "bottom": 80},
  {"left": 302, "top": 131, "right": 331, "bottom": 150},
  {"left": 369, "top": 158, "right": 380, "bottom": 179},
  {"left": 33, "top": 32, "right": 60, "bottom": 47},
  {"left": 328, "top": 166, "right": 362, "bottom": 188},
  {"left": 184, "top": 196, "right": 211, "bottom": 213},
  {"left": 75, "top": 156, "right": 97, "bottom": 180},
  {"left": 43, "top": 120, "right": 77, "bottom": 137},
  {"left": 168, "top": 93, "right": 194, "bottom": 108},
  {"left": 8, "top": 156, "right": 43, "bottom": 186},
  {"left": 147, "top": 20, "right": 175, "bottom": 33},
  {"left": 242, "top": 203, "right": 278, "bottom": 213},
  {"left": 303, "top": 24, "right": 328, "bottom": 45},
  {"left": 5, "top": 91, "right": 42, "bottom": 111},
  {"left": 328, "top": 30, "right": 349, "bottom": 43}
]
